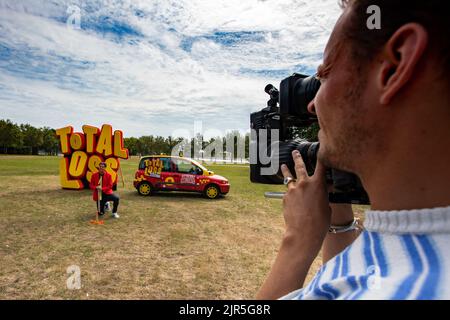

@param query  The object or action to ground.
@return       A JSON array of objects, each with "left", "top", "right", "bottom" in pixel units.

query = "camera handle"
[
  {"left": 264, "top": 191, "right": 370, "bottom": 205},
  {"left": 264, "top": 192, "right": 285, "bottom": 199},
  {"left": 328, "top": 192, "right": 370, "bottom": 205}
]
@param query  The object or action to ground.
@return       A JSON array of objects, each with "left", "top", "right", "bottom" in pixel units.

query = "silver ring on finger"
[{"left": 283, "top": 176, "right": 296, "bottom": 186}]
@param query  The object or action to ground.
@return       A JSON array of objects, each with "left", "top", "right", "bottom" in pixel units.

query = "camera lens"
[
  {"left": 264, "top": 84, "right": 275, "bottom": 94},
  {"left": 272, "top": 139, "right": 319, "bottom": 179},
  {"left": 291, "top": 76, "right": 321, "bottom": 117},
  {"left": 280, "top": 74, "right": 320, "bottom": 120}
]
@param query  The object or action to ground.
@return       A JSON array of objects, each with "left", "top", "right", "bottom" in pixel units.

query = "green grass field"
[{"left": 0, "top": 155, "right": 365, "bottom": 299}]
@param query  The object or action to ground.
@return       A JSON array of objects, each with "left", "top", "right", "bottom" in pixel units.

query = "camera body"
[{"left": 250, "top": 73, "right": 370, "bottom": 204}]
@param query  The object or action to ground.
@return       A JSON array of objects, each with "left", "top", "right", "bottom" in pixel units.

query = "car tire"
[
  {"left": 137, "top": 181, "right": 152, "bottom": 196},
  {"left": 204, "top": 184, "right": 220, "bottom": 199}
]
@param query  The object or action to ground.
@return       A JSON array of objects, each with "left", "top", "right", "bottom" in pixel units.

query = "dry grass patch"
[{"left": 0, "top": 156, "right": 367, "bottom": 299}]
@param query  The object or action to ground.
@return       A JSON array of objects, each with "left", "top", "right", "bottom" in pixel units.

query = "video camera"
[{"left": 250, "top": 73, "right": 370, "bottom": 204}]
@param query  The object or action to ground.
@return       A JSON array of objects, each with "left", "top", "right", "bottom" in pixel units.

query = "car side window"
[
  {"left": 160, "top": 158, "right": 171, "bottom": 172},
  {"left": 139, "top": 158, "right": 148, "bottom": 170},
  {"left": 174, "top": 159, "right": 199, "bottom": 174}
]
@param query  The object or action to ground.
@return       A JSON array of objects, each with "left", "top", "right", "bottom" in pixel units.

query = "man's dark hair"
[{"left": 340, "top": 0, "right": 450, "bottom": 78}]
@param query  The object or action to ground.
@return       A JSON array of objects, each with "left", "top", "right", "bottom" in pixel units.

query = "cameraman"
[{"left": 257, "top": 0, "right": 450, "bottom": 299}]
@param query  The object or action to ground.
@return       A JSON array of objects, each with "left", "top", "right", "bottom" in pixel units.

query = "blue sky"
[{"left": 0, "top": 0, "right": 341, "bottom": 138}]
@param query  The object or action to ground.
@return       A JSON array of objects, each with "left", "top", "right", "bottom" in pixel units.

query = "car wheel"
[
  {"left": 204, "top": 184, "right": 220, "bottom": 199},
  {"left": 137, "top": 181, "right": 152, "bottom": 196}
]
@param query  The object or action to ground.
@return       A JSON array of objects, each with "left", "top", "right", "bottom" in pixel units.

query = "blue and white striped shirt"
[{"left": 282, "top": 206, "right": 450, "bottom": 300}]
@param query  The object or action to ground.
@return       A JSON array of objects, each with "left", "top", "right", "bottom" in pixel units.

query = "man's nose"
[{"left": 307, "top": 99, "right": 316, "bottom": 115}]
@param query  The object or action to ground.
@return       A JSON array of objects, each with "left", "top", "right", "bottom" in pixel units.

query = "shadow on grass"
[
  {"left": 127, "top": 190, "right": 228, "bottom": 201},
  {"left": 24, "top": 187, "right": 229, "bottom": 208}
]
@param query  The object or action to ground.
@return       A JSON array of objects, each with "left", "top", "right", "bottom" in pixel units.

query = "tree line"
[
  {"left": 0, "top": 119, "right": 60, "bottom": 155},
  {"left": 124, "top": 133, "right": 250, "bottom": 160},
  {"left": 0, "top": 119, "right": 251, "bottom": 159}
]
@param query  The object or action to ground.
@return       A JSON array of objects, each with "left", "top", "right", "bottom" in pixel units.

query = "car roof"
[
  {"left": 140, "top": 155, "right": 190, "bottom": 160},
  {"left": 140, "top": 155, "right": 209, "bottom": 171}
]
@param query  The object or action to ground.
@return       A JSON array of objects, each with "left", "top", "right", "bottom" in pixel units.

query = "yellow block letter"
[
  {"left": 56, "top": 126, "right": 73, "bottom": 155},
  {"left": 96, "top": 124, "right": 113, "bottom": 157},
  {"left": 59, "top": 157, "right": 84, "bottom": 189},
  {"left": 86, "top": 154, "right": 104, "bottom": 183},
  {"left": 105, "top": 157, "right": 118, "bottom": 185},
  {"left": 69, "top": 132, "right": 85, "bottom": 151},
  {"left": 68, "top": 151, "right": 88, "bottom": 178},
  {"left": 82, "top": 125, "right": 100, "bottom": 154},
  {"left": 113, "top": 130, "right": 129, "bottom": 159}
]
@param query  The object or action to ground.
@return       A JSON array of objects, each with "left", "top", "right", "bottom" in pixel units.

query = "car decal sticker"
[
  {"left": 134, "top": 174, "right": 146, "bottom": 184},
  {"left": 180, "top": 174, "right": 196, "bottom": 185},
  {"left": 144, "top": 158, "right": 162, "bottom": 178},
  {"left": 164, "top": 177, "right": 175, "bottom": 184}
]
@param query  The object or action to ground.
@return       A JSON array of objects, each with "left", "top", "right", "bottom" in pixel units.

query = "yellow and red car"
[{"left": 133, "top": 155, "right": 230, "bottom": 199}]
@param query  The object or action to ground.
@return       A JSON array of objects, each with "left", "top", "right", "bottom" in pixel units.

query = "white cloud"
[{"left": 0, "top": 0, "right": 342, "bottom": 137}]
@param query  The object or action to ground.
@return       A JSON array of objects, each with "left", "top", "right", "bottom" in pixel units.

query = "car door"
[
  {"left": 172, "top": 158, "right": 199, "bottom": 191},
  {"left": 159, "top": 157, "right": 178, "bottom": 190}
]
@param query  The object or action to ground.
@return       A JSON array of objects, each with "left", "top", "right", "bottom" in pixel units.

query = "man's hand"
[
  {"left": 256, "top": 150, "right": 331, "bottom": 299},
  {"left": 96, "top": 186, "right": 102, "bottom": 191},
  {"left": 280, "top": 150, "right": 331, "bottom": 258}
]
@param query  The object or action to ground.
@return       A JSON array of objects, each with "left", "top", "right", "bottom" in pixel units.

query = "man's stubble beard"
[{"left": 317, "top": 73, "right": 373, "bottom": 175}]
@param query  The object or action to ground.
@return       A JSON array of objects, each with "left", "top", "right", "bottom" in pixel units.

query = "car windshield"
[{"left": 190, "top": 159, "right": 208, "bottom": 173}]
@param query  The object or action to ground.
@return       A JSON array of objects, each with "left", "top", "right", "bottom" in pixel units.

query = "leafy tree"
[
  {"left": 41, "top": 127, "right": 59, "bottom": 155},
  {"left": 292, "top": 123, "right": 320, "bottom": 142},
  {"left": 165, "top": 136, "right": 184, "bottom": 155},
  {"left": 124, "top": 137, "right": 139, "bottom": 155},
  {"left": 245, "top": 133, "right": 250, "bottom": 159},
  {"left": 20, "top": 124, "right": 44, "bottom": 155},
  {"left": 0, "top": 119, "right": 22, "bottom": 154},
  {"left": 138, "top": 136, "right": 155, "bottom": 155},
  {"left": 224, "top": 130, "right": 246, "bottom": 161},
  {"left": 153, "top": 136, "right": 167, "bottom": 155},
  {"left": 0, "top": 119, "right": 251, "bottom": 159}
]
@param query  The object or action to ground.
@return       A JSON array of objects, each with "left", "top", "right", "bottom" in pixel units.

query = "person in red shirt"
[{"left": 89, "top": 162, "right": 120, "bottom": 218}]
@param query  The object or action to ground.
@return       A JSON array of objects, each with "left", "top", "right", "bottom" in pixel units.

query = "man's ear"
[{"left": 378, "top": 23, "right": 428, "bottom": 105}]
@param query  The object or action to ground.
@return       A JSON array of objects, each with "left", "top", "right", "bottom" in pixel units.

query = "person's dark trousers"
[{"left": 98, "top": 193, "right": 120, "bottom": 214}]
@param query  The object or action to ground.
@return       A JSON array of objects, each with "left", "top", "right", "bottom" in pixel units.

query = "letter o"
[
  {"left": 68, "top": 151, "right": 88, "bottom": 178},
  {"left": 70, "top": 133, "right": 86, "bottom": 151}
]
